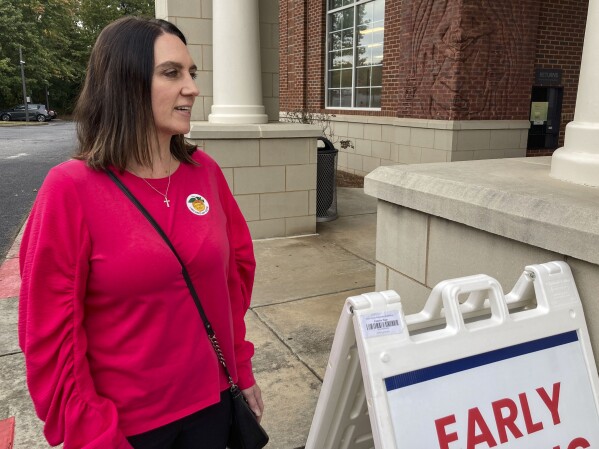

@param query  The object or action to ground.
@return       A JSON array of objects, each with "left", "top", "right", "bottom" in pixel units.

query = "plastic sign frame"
[{"left": 306, "top": 261, "right": 599, "bottom": 449}]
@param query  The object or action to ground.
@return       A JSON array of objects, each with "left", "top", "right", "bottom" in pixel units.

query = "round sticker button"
[{"left": 187, "top": 194, "right": 209, "bottom": 216}]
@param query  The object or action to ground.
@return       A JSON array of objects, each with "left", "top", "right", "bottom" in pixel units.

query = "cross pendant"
[{"left": 164, "top": 197, "right": 170, "bottom": 207}]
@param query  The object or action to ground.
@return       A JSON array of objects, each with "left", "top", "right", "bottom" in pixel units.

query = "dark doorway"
[{"left": 527, "top": 86, "right": 563, "bottom": 151}]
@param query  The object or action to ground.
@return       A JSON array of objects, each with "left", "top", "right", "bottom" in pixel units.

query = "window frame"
[{"left": 325, "top": 0, "right": 385, "bottom": 111}]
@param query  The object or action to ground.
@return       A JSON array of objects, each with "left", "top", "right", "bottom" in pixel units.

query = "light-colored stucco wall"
[
  {"left": 366, "top": 157, "right": 599, "bottom": 367},
  {"left": 329, "top": 116, "right": 530, "bottom": 176},
  {"left": 155, "top": 0, "right": 279, "bottom": 122}
]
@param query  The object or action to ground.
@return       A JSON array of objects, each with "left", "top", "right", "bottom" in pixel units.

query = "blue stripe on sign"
[{"left": 385, "top": 330, "right": 578, "bottom": 392}]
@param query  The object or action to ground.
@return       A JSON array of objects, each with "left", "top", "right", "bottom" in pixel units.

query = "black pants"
[{"left": 127, "top": 390, "right": 232, "bottom": 449}]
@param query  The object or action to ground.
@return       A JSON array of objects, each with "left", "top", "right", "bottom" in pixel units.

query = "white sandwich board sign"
[{"left": 306, "top": 261, "right": 599, "bottom": 449}]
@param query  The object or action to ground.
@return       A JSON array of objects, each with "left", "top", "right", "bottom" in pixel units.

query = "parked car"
[{"left": 0, "top": 104, "right": 55, "bottom": 122}]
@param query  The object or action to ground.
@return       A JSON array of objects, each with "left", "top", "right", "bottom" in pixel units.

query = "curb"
[
  {"left": 0, "top": 222, "right": 25, "bottom": 300},
  {"left": 0, "top": 122, "right": 49, "bottom": 127}
]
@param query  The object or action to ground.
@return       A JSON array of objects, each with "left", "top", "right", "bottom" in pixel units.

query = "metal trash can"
[{"left": 316, "top": 137, "right": 338, "bottom": 222}]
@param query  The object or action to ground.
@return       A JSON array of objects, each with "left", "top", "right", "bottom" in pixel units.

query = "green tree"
[
  {"left": 0, "top": 0, "right": 155, "bottom": 113},
  {"left": 0, "top": 1, "right": 33, "bottom": 105}
]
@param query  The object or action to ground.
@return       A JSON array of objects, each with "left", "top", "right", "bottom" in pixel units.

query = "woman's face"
[{"left": 151, "top": 32, "right": 199, "bottom": 145}]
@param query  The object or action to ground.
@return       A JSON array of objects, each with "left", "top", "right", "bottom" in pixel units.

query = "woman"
[{"left": 19, "top": 16, "right": 263, "bottom": 449}]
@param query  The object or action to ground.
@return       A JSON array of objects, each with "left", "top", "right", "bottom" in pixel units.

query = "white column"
[
  {"left": 208, "top": 0, "right": 268, "bottom": 124},
  {"left": 551, "top": 0, "right": 599, "bottom": 187}
]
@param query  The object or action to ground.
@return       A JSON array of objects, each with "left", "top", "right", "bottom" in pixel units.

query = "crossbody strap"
[{"left": 106, "top": 169, "right": 238, "bottom": 391}]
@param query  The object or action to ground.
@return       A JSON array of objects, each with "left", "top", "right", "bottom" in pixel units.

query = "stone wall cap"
[
  {"left": 364, "top": 157, "right": 599, "bottom": 265},
  {"left": 326, "top": 115, "right": 530, "bottom": 130},
  {"left": 189, "top": 122, "right": 322, "bottom": 139}
]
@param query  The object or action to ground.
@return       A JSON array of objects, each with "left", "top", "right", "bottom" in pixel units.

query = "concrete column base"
[
  {"left": 209, "top": 104, "right": 268, "bottom": 124},
  {"left": 551, "top": 147, "right": 599, "bottom": 187}
]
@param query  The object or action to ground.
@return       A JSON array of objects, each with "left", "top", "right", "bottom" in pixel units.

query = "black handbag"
[{"left": 107, "top": 170, "right": 269, "bottom": 449}]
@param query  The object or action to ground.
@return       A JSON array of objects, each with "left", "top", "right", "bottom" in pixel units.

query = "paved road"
[{"left": 0, "top": 121, "right": 75, "bottom": 259}]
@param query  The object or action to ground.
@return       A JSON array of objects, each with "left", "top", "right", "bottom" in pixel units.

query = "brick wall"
[
  {"left": 281, "top": 0, "right": 399, "bottom": 116},
  {"left": 279, "top": 0, "right": 586, "bottom": 141},
  {"left": 279, "top": 0, "right": 306, "bottom": 111},
  {"left": 279, "top": 0, "right": 331, "bottom": 113},
  {"left": 306, "top": 1, "right": 326, "bottom": 111},
  {"left": 534, "top": 0, "right": 588, "bottom": 149},
  {"left": 398, "top": 0, "right": 542, "bottom": 121},
  {"left": 380, "top": 0, "right": 402, "bottom": 115}
]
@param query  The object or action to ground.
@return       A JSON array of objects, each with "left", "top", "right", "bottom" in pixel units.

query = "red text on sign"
[{"left": 435, "top": 382, "right": 561, "bottom": 449}]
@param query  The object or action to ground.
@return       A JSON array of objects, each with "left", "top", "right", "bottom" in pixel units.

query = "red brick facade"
[
  {"left": 279, "top": 0, "right": 587, "bottom": 152},
  {"left": 306, "top": 1, "right": 326, "bottom": 111},
  {"left": 534, "top": 0, "right": 588, "bottom": 147},
  {"left": 401, "top": 1, "right": 543, "bottom": 121},
  {"left": 279, "top": 0, "right": 304, "bottom": 111},
  {"left": 380, "top": 0, "right": 402, "bottom": 116}
]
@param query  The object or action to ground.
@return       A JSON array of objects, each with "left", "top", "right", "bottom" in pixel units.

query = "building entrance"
[{"left": 527, "top": 86, "right": 563, "bottom": 150}]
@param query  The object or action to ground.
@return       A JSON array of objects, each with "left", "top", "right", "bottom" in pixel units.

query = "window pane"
[
  {"left": 374, "top": 0, "right": 385, "bottom": 21},
  {"left": 328, "top": 89, "right": 341, "bottom": 107},
  {"left": 330, "top": 0, "right": 343, "bottom": 10},
  {"left": 341, "top": 28, "right": 353, "bottom": 49},
  {"left": 331, "top": 11, "right": 343, "bottom": 31},
  {"left": 371, "top": 44, "right": 383, "bottom": 65},
  {"left": 357, "top": 46, "right": 372, "bottom": 66},
  {"left": 341, "top": 89, "right": 352, "bottom": 107},
  {"left": 342, "top": 8, "right": 354, "bottom": 29},
  {"left": 356, "top": 67, "right": 371, "bottom": 87},
  {"left": 357, "top": 2, "right": 374, "bottom": 27},
  {"left": 341, "top": 69, "right": 353, "bottom": 88},
  {"left": 329, "top": 31, "right": 342, "bottom": 51},
  {"left": 357, "top": 25, "right": 372, "bottom": 46},
  {"left": 371, "top": 87, "right": 382, "bottom": 107},
  {"left": 371, "top": 65, "right": 382, "bottom": 86},
  {"left": 355, "top": 88, "right": 370, "bottom": 108},
  {"left": 329, "top": 70, "right": 341, "bottom": 88},
  {"left": 343, "top": 0, "right": 353, "bottom": 6},
  {"left": 341, "top": 49, "right": 353, "bottom": 69},
  {"left": 330, "top": 50, "right": 343, "bottom": 69}
]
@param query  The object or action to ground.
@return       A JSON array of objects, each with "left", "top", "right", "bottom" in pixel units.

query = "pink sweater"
[{"left": 19, "top": 150, "right": 256, "bottom": 448}]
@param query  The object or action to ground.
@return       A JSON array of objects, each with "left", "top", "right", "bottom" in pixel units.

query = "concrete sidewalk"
[{"left": 0, "top": 187, "right": 378, "bottom": 449}]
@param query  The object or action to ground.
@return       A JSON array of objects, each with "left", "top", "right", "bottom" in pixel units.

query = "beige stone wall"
[
  {"left": 374, "top": 200, "right": 599, "bottom": 364},
  {"left": 189, "top": 124, "right": 320, "bottom": 239},
  {"left": 155, "top": 0, "right": 279, "bottom": 122},
  {"left": 330, "top": 116, "right": 530, "bottom": 176},
  {"left": 259, "top": 0, "right": 280, "bottom": 122},
  {"left": 155, "top": 0, "right": 213, "bottom": 121}
]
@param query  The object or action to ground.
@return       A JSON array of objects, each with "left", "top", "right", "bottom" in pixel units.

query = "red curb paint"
[
  {"left": 5, "top": 227, "right": 24, "bottom": 260},
  {"left": 0, "top": 417, "right": 15, "bottom": 449},
  {"left": 0, "top": 258, "right": 20, "bottom": 300}
]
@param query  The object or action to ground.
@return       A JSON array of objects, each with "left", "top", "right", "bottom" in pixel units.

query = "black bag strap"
[{"left": 106, "top": 169, "right": 238, "bottom": 392}]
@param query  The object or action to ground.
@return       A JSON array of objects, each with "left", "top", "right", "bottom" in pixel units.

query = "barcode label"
[
  {"left": 366, "top": 320, "right": 400, "bottom": 330},
  {"left": 361, "top": 311, "right": 403, "bottom": 338}
]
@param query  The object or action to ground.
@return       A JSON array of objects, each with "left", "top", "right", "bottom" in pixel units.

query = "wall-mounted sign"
[
  {"left": 535, "top": 68, "right": 562, "bottom": 86},
  {"left": 531, "top": 101, "right": 549, "bottom": 124}
]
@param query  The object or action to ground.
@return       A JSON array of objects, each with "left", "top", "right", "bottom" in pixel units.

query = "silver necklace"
[{"left": 140, "top": 158, "right": 172, "bottom": 207}]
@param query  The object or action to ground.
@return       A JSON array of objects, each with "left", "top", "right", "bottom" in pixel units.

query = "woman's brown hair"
[{"left": 73, "top": 16, "right": 196, "bottom": 170}]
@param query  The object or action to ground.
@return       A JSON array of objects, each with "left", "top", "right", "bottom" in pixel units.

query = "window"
[{"left": 326, "top": 0, "right": 385, "bottom": 109}]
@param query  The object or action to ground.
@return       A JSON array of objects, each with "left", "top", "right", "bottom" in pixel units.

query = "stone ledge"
[
  {"left": 326, "top": 115, "right": 530, "bottom": 130},
  {"left": 189, "top": 122, "right": 322, "bottom": 139},
  {"left": 364, "top": 157, "right": 599, "bottom": 265}
]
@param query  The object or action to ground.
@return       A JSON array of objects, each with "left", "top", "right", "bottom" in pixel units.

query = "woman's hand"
[{"left": 241, "top": 383, "right": 264, "bottom": 423}]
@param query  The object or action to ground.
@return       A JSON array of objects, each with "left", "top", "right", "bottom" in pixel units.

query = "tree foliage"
[{"left": 0, "top": 0, "right": 155, "bottom": 113}]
